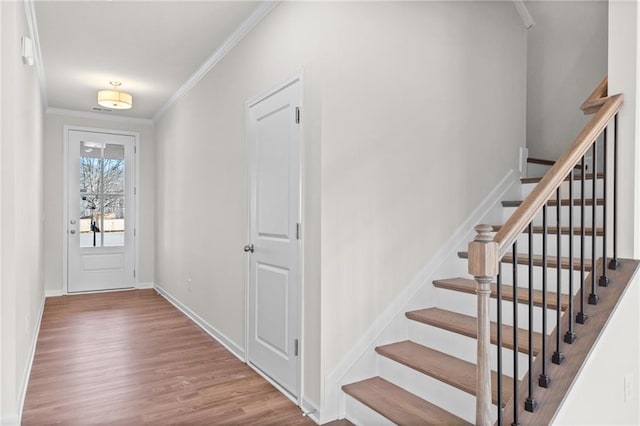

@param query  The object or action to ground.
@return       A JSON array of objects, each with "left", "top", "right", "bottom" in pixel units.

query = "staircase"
[{"left": 339, "top": 78, "right": 640, "bottom": 424}]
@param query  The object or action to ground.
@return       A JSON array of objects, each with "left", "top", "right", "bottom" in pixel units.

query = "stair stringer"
[
  {"left": 552, "top": 271, "right": 640, "bottom": 425},
  {"left": 319, "top": 169, "right": 522, "bottom": 424}
]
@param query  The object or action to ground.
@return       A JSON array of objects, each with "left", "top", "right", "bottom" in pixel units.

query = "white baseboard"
[
  {"left": 0, "top": 414, "right": 19, "bottom": 426},
  {"left": 45, "top": 289, "right": 63, "bottom": 297},
  {"left": 319, "top": 169, "right": 520, "bottom": 423},
  {"left": 153, "top": 284, "right": 245, "bottom": 362},
  {"left": 136, "top": 282, "right": 154, "bottom": 289},
  {"left": 17, "top": 293, "right": 46, "bottom": 424}
]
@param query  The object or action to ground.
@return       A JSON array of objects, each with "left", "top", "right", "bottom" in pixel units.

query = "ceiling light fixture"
[{"left": 97, "top": 81, "right": 132, "bottom": 110}]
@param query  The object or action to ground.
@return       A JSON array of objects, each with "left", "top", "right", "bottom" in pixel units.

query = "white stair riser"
[
  {"left": 344, "top": 395, "right": 395, "bottom": 426},
  {"left": 495, "top": 260, "right": 600, "bottom": 294},
  {"left": 377, "top": 355, "right": 482, "bottom": 424},
  {"left": 513, "top": 233, "right": 604, "bottom": 259},
  {"left": 503, "top": 205, "right": 605, "bottom": 227},
  {"left": 525, "top": 163, "right": 552, "bottom": 179},
  {"left": 407, "top": 320, "right": 530, "bottom": 380},
  {"left": 459, "top": 261, "right": 590, "bottom": 294},
  {"left": 435, "top": 288, "right": 559, "bottom": 334},
  {"left": 521, "top": 179, "right": 604, "bottom": 200}
]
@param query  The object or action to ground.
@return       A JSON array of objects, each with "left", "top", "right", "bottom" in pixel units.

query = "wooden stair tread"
[
  {"left": 502, "top": 198, "right": 604, "bottom": 207},
  {"left": 376, "top": 340, "right": 513, "bottom": 406},
  {"left": 342, "top": 377, "right": 471, "bottom": 425},
  {"left": 521, "top": 172, "right": 605, "bottom": 184},
  {"left": 406, "top": 308, "right": 543, "bottom": 355},
  {"left": 491, "top": 225, "right": 603, "bottom": 236},
  {"left": 457, "top": 251, "right": 592, "bottom": 271},
  {"left": 526, "top": 157, "right": 560, "bottom": 167},
  {"left": 434, "top": 277, "right": 569, "bottom": 310}
]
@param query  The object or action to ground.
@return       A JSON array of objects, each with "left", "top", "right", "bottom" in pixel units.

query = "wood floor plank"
[
  {"left": 324, "top": 419, "right": 354, "bottom": 425},
  {"left": 22, "top": 289, "right": 312, "bottom": 425}
]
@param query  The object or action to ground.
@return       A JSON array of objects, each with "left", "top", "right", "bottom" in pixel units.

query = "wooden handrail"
[
  {"left": 493, "top": 93, "right": 623, "bottom": 258},
  {"left": 580, "top": 76, "right": 608, "bottom": 114},
  {"left": 470, "top": 76, "right": 621, "bottom": 425}
]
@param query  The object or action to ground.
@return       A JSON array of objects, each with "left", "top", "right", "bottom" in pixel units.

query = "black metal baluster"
[
  {"left": 589, "top": 142, "right": 599, "bottom": 305},
  {"left": 609, "top": 114, "right": 620, "bottom": 270},
  {"left": 497, "top": 266, "right": 503, "bottom": 426},
  {"left": 576, "top": 157, "right": 588, "bottom": 324},
  {"left": 600, "top": 128, "right": 610, "bottom": 287},
  {"left": 565, "top": 169, "right": 577, "bottom": 344},
  {"left": 512, "top": 241, "right": 519, "bottom": 426},
  {"left": 539, "top": 205, "right": 551, "bottom": 387},
  {"left": 553, "top": 187, "right": 565, "bottom": 364},
  {"left": 525, "top": 224, "right": 537, "bottom": 411}
]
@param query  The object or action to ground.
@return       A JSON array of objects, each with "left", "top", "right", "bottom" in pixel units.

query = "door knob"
[
  {"left": 70, "top": 229, "right": 76, "bottom": 234},
  {"left": 244, "top": 244, "right": 254, "bottom": 253},
  {"left": 70, "top": 219, "right": 77, "bottom": 225}
]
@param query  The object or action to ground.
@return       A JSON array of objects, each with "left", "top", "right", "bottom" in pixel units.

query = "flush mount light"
[{"left": 97, "top": 81, "right": 132, "bottom": 110}]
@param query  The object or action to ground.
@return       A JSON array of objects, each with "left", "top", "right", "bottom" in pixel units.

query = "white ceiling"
[{"left": 34, "top": 1, "right": 263, "bottom": 120}]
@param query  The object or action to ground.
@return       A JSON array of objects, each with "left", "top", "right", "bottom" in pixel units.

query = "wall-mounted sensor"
[{"left": 21, "top": 36, "right": 34, "bottom": 66}]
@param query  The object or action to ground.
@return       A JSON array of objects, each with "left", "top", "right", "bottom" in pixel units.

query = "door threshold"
[{"left": 64, "top": 286, "right": 136, "bottom": 296}]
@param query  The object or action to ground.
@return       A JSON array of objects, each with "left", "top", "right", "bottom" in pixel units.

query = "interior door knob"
[
  {"left": 244, "top": 244, "right": 254, "bottom": 253},
  {"left": 70, "top": 229, "right": 76, "bottom": 234}
]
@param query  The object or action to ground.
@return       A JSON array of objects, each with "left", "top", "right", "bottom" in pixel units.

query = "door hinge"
[
  {"left": 134, "top": 146, "right": 137, "bottom": 154},
  {"left": 296, "top": 223, "right": 302, "bottom": 240},
  {"left": 294, "top": 338, "right": 299, "bottom": 356},
  {"left": 295, "top": 107, "right": 300, "bottom": 124},
  {"left": 133, "top": 269, "right": 136, "bottom": 278},
  {"left": 134, "top": 228, "right": 136, "bottom": 237},
  {"left": 134, "top": 187, "right": 137, "bottom": 195}
]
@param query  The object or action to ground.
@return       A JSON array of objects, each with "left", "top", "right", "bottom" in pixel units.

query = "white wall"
[
  {"left": 526, "top": 1, "right": 608, "bottom": 161},
  {"left": 318, "top": 0, "right": 526, "bottom": 401},
  {"left": 42, "top": 113, "right": 155, "bottom": 294},
  {"left": 154, "top": 1, "right": 527, "bottom": 410},
  {"left": 554, "top": 273, "right": 640, "bottom": 425},
  {"left": 608, "top": 0, "right": 639, "bottom": 259},
  {"left": 0, "top": 1, "right": 45, "bottom": 423},
  {"left": 154, "top": 1, "right": 326, "bottom": 405}
]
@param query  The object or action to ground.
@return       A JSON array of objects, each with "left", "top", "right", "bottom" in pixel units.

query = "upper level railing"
[{"left": 468, "top": 77, "right": 623, "bottom": 425}]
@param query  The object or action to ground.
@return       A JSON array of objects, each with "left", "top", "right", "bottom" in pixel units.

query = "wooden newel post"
[{"left": 468, "top": 224, "right": 499, "bottom": 426}]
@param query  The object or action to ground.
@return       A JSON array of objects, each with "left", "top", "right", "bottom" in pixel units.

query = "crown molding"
[
  {"left": 23, "top": 0, "right": 48, "bottom": 111},
  {"left": 46, "top": 107, "right": 154, "bottom": 126},
  {"left": 23, "top": 0, "right": 277, "bottom": 121},
  {"left": 513, "top": 0, "right": 535, "bottom": 29},
  {"left": 153, "top": 1, "right": 279, "bottom": 122}
]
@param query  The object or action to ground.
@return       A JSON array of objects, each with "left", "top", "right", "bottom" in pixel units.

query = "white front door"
[
  {"left": 67, "top": 129, "right": 136, "bottom": 293},
  {"left": 246, "top": 78, "right": 301, "bottom": 397}
]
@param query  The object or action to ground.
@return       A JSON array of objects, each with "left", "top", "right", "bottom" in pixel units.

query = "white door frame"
[
  {"left": 63, "top": 125, "right": 140, "bottom": 294},
  {"left": 244, "top": 71, "right": 305, "bottom": 406}
]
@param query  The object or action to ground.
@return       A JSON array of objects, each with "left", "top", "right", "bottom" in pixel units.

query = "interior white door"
[
  {"left": 246, "top": 79, "right": 301, "bottom": 397},
  {"left": 67, "top": 129, "right": 135, "bottom": 293}
]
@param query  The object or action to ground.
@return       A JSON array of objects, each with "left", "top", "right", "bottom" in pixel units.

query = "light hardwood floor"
[{"left": 22, "top": 289, "right": 315, "bottom": 425}]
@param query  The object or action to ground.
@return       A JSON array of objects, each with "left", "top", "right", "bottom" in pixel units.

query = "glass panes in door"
[{"left": 79, "top": 141, "right": 126, "bottom": 248}]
